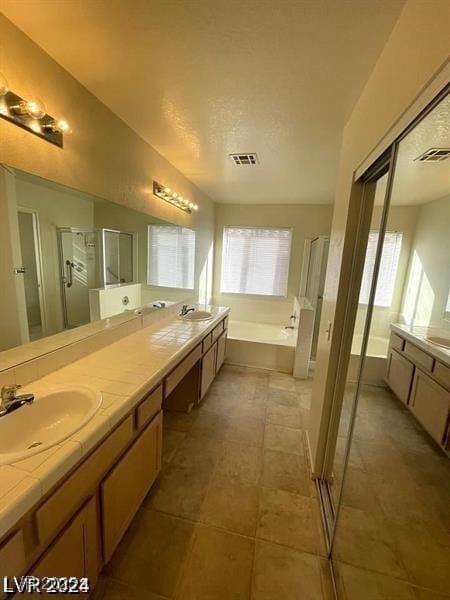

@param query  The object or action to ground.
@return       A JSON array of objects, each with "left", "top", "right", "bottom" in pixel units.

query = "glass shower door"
[{"left": 59, "top": 229, "right": 97, "bottom": 328}]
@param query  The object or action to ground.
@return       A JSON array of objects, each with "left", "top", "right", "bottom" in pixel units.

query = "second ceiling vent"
[
  {"left": 414, "top": 148, "right": 450, "bottom": 162},
  {"left": 229, "top": 153, "right": 259, "bottom": 166}
]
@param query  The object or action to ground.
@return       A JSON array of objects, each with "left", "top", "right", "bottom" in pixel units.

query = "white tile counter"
[
  {"left": 0, "top": 305, "right": 229, "bottom": 539},
  {"left": 391, "top": 323, "right": 450, "bottom": 366}
]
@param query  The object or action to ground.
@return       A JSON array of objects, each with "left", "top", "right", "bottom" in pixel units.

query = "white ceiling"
[
  {"left": 375, "top": 94, "right": 450, "bottom": 206},
  {"left": 1, "top": 0, "right": 405, "bottom": 204}
]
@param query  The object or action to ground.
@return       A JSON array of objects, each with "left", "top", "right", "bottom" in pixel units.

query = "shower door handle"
[{"left": 65, "top": 260, "right": 74, "bottom": 288}]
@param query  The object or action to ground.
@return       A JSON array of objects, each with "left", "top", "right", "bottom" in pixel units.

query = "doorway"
[{"left": 17, "top": 209, "right": 46, "bottom": 341}]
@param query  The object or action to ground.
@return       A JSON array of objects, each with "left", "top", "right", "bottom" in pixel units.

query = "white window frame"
[
  {"left": 147, "top": 224, "right": 196, "bottom": 290},
  {"left": 220, "top": 225, "right": 293, "bottom": 297},
  {"left": 359, "top": 230, "right": 403, "bottom": 308}
]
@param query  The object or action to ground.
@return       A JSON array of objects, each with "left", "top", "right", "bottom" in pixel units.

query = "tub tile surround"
[{"left": 0, "top": 304, "right": 229, "bottom": 539}]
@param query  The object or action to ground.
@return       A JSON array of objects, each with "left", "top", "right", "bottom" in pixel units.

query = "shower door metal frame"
[{"left": 318, "top": 82, "right": 450, "bottom": 559}]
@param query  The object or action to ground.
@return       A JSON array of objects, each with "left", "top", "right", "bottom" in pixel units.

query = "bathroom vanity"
[
  {"left": 386, "top": 324, "right": 450, "bottom": 453},
  {"left": 0, "top": 307, "right": 228, "bottom": 596}
]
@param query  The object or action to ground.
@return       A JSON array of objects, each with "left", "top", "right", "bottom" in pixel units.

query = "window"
[
  {"left": 359, "top": 231, "right": 402, "bottom": 307},
  {"left": 220, "top": 226, "right": 292, "bottom": 296},
  {"left": 147, "top": 225, "right": 195, "bottom": 289}
]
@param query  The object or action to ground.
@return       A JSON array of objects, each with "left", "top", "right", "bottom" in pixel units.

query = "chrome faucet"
[
  {"left": 180, "top": 304, "right": 195, "bottom": 316},
  {"left": 285, "top": 313, "right": 297, "bottom": 330},
  {"left": 153, "top": 301, "right": 166, "bottom": 309},
  {"left": 0, "top": 384, "right": 35, "bottom": 418}
]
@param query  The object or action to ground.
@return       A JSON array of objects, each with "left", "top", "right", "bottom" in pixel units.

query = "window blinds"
[
  {"left": 220, "top": 226, "right": 292, "bottom": 296},
  {"left": 147, "top": 225, "right": 195, "bottom": 289},
  {"left": 359, "top": 231, "right": 403, "bottom": 307}
]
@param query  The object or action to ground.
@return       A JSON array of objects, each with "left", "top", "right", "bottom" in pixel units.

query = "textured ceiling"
[
  {"left": 375, "top": 94, "right": 450, "bottom": 206},
  {"left": 1, "top": 0, "right": 405, "bottom": 204}
]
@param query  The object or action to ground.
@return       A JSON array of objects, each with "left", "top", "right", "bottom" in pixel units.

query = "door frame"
[{"left": 17, "top": 206, "right": 48, "bottom": 338}]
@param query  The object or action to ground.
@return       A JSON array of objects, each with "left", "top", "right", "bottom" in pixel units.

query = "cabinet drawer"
[
  {"left": 31, "top": 498, "right": 98, "bottom": 596},
  {"left": 136, "top": 385, "right": 162, "bottom": 429},
  {"left": 102, "top": 411, "right": 162, "bottom": 562},
  {"left": 390, "top": 332, "right": 405, "bottom": 352},
  {"left": 0, "top": 530, "right": 26, "bottom": 580},
  {"left": 433, "top": 361, "right": 450, "bottom": 391},
  {"left": 211, "top": 322, "right": 223, "bottom": 342},
  {"left": 165, "top": 345, "right": 201, "bottom": 396},
  {"left": 202, "top": 332, "right": 213, "bottom": 353},
  {"left": 36, "top": 416, "right": 134, "bottom": 545},
  {"left": 385, "top": 348, "right": 414, "bottom": 405},
  {"left": 404, "top": 341, "right": 434, "bottom": 372},
  {"left": 410, "top": 369, "right": 450, "bottom": 446}
]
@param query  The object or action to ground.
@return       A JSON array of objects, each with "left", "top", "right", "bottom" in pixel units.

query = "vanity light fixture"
[
  {"left": 0, "top": 72, "right": 71, "bottom": 148},
  {"left": 153, "top": 181, "right": 198, "bottom": 213}
]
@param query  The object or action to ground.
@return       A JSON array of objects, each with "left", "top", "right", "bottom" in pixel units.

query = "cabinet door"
[
  {"left": 410, "top": 369, "right": 449, "bottom": 447},
  {"left": 102, "top": 411, "right": 162, "bottom": 563},
  {"left": 216, "top": 332, "right": 227, "bottom": 373},
  {"left": 201, "top": 343, "right": 217, "bottom": 400},
  {"left": 385, "top": 348, "right": 414, "bottom": 404},
  {"left": 31, "top": 497, "right": 98, "bottom": 597}
]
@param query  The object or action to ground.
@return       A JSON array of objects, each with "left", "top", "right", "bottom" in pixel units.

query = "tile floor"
[
  {"left": 93, "top": 364, "right": 333, "bottom": 600},
  {"left": 331, "top": 384, "right": 450, "bottom": 600}
]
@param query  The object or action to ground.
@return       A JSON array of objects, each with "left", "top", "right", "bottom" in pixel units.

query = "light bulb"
[
  {"left": 53, "top": 118, "right": 71, "bottom": 134},
  {"left": 172, "top": 192, "right": 178, "bottom": 199},
  {"left": 0, "top": 73, "right": 8, "bottom": 96},
  {"left": 21, "top": 97, "right": 46, "bottom": 119},
  {"left": 164, "top": 187, "right": 171, "bottom": 194},
  {"left": 193, "top": 204, "right": 199, "bottom": 211}
]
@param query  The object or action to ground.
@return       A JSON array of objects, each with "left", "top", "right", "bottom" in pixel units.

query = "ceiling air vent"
[
  {"left": 229, "top": 153, "right": 259, "bottom": 166},
  {"left": 414, "top": 148, "right": 450, "bottom": 162}
]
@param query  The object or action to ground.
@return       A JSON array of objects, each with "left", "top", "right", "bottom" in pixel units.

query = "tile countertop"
[
  {"left": 0, "top": 305, "right": 229, "bottom": 540},
  {"left": 391, "top": 323, "right": 450, "bottom": 366}
]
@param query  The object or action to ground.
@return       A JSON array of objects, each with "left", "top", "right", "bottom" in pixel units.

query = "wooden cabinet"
[
  {"left": 101, "top": 411, "right": 162, "bottom": 563},
  {"left": 410, "top": 369, "right": 450, "bottom": 446},
  {"left": 386, "top": 347, "right": 414, "bottom": 405},
  {"left": 201, "top": 343, "right": 217, "bottom": 400},
  {"left": 31, "top": 497, "right": 98, "bottom": 597},
  {"left": 0, "top": 530, "right": 26, "bottom": 581},
  {"left": 216, "top": 332, "right": 227, "bottom": 372}
]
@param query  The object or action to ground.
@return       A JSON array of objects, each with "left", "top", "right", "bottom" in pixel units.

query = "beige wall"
[
  {"left": 0, "top": 14, "right": 215, "bottom": 309},
  {"left": 212, "top": 203, "right": 333, "bottom": 324},
  {"left": 309, "top": 0, "right": 450, "bottom": 473},
  {"left": 354, "top": 204, "right": 419, "bottom": 339},
  {"left": 401, "top": 195, "right": 450, "bottom": 330}
]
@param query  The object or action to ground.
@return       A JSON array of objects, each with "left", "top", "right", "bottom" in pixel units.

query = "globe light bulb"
[
  {"left": 22, "top": 97, "right": 46, "bottom": 119},
  {"left": 53, "top": 118, "right": 71, "bottom": 134}
]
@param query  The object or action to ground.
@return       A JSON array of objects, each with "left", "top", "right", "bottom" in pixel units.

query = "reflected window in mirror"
[{"left": 147, "top": 225, "right": 196, "bottom": 290}]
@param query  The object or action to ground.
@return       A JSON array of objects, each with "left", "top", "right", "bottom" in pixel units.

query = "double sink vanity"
[
  {"left": 0, "top": 304, "right": 229, "bottom": 596},
  {"left": 386, "top": 323, "right": 450, "bottom": 453}
]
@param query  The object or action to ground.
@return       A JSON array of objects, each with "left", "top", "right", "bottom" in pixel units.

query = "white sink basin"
[
  {"left": 425, "top": 335, "right": 450, "bottom": 349},
  {"left": 0, "top": 386, "right": 102, "bottom": 466},
  {"left": 179, "top": 310, "right": 213, "bottom": 322}
]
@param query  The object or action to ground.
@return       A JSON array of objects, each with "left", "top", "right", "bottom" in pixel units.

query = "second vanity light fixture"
[
  {"left": 0, "top": 72, "right": 71, "bottom": 148},
  {"left": 153, "top": 180, "right": 198, "bottom": 213}
]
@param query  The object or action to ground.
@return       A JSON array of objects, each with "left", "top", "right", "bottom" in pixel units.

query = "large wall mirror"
[{"left": 0, "top": 166, "right": 197, "bottom": 367}]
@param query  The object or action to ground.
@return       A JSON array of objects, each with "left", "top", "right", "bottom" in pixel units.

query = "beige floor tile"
[
  {"left": 215, "top": 441, "right": 263, "bottom": 485},
  {"left": 171, "top": 434, "right": 222, "bottom": 470},
  {"left": 104, "top": 509, "right": 194, "bottom": 597},
  {"left": 334, "top": 562, "right": 415, "bottom": 600},
  {"left": 188, "top": 411, "right": 229, "bottom": 440},
  {"left": 257, "top": 487, "right": 324, "bottom": 555},
  {"left": 412, "top": 587, "right": 450, "bottom": 600},
  {"left": 261, "top": 449, "right": 312, "bottom": 495},
  {"left": 252, "top": 540, "right": 325, "bottom": 600},
  {"left": 333, "top": 506, "right": 408, "bottom": 580},
  {"left": 264, "top": 424, "right": 305, "bottom": 455},
  {"left": 201, "top": 474, "right": 260, "bottom": 536},
  {"left": 148, "top": 461, "right": 214, "bottom": 520},
  {"left": 269, "top": 372, "right": 297, "bottom": 391},
  {"left": 163, "top": 410, "right": 197, "bottom": 432},
  {"left": 162, "top": 429, "right": 186, "bottom": 464},
  {"left": 225, "top": 415, "right": 265, "bottom": 447},
  {"left": 267, "top": 387, "right": 300, "bottom": 409},
  {"left": 92, "top": 576, "right": 168, "bottom": 599},
  {"left": 265, "top": 403, "right": 304, "bottom": 429},
  {"left": 175, "top": 525, "right": 254, "bottom": 600}
]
